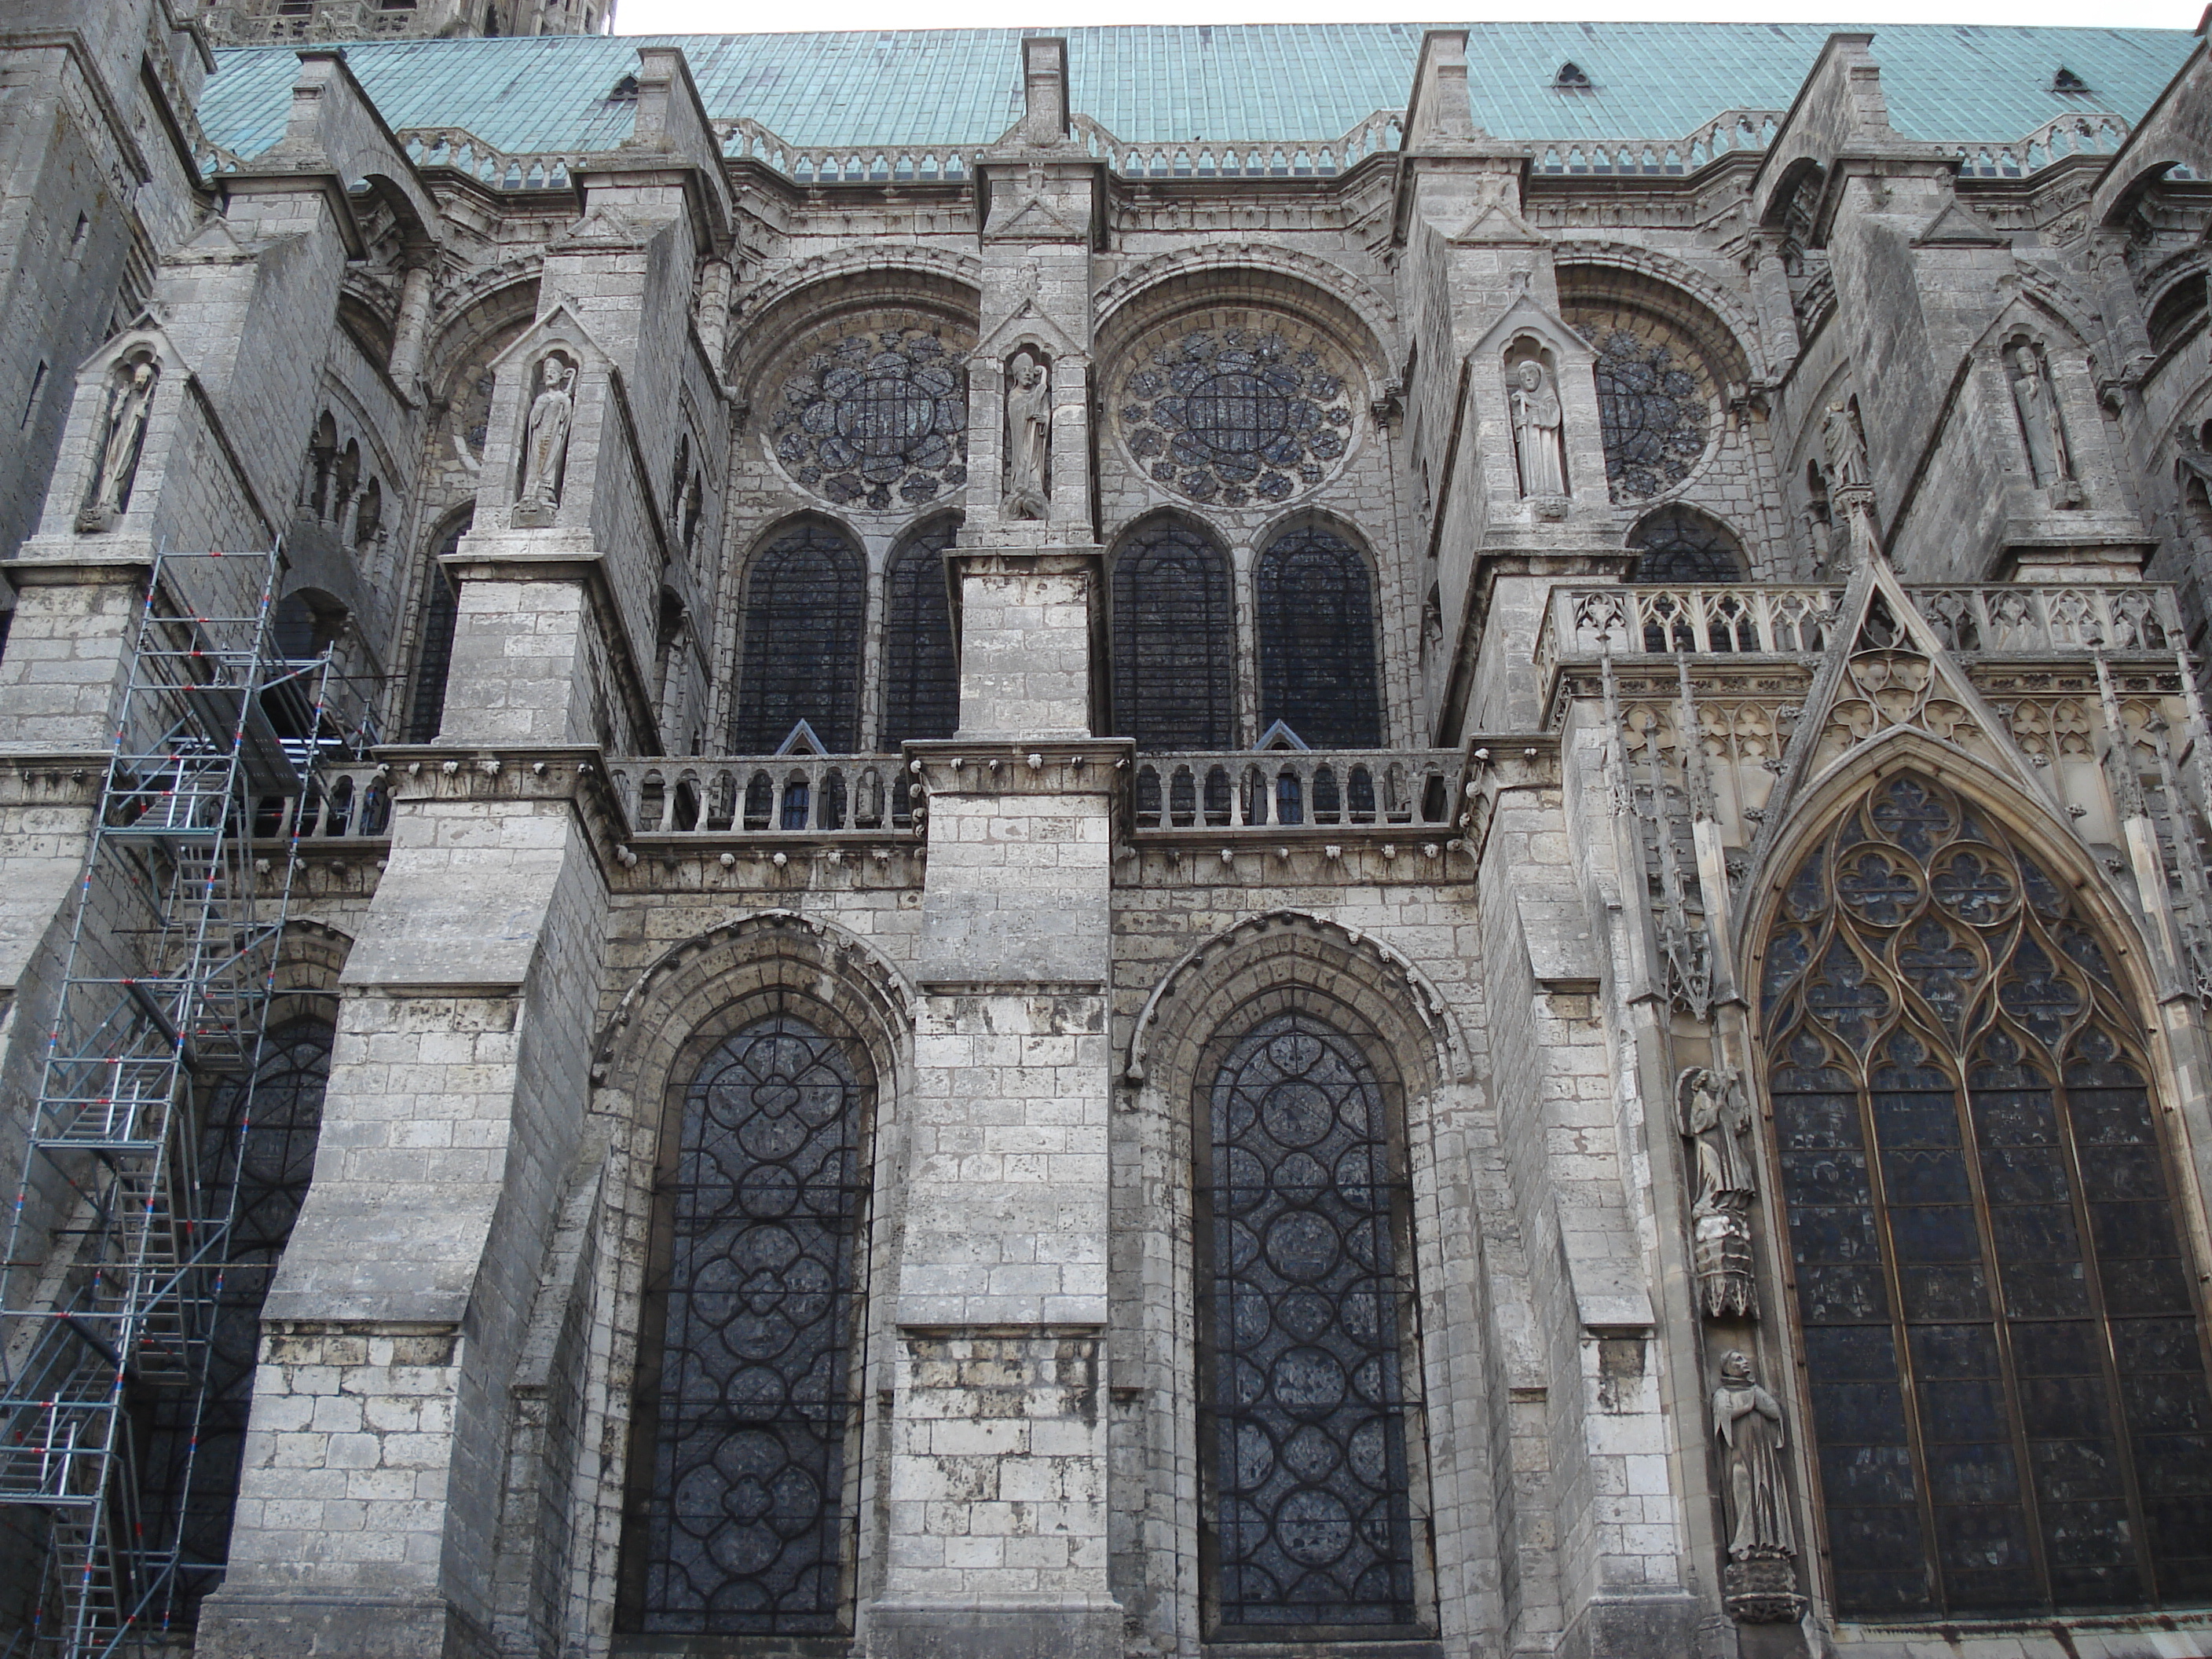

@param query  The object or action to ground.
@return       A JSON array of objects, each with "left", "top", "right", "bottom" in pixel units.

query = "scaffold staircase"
[{"left": 0, "top": 547, "right": 330, "bottom": 1658}]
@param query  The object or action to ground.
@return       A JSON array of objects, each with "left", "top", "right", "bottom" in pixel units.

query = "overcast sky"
[{"left": 616, "top": 0, "right": 2204, "bottom": 35}]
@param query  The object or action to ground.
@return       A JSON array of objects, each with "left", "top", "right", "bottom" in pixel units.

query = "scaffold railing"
[{"left": 0, "top": 544, "right": 338, "bottom": 1658}]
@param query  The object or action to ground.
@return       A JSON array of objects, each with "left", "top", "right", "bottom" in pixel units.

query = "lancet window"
[
  {"left": 1256, "top": 525, "right": 1382, "bottom": 748},
  {"left": 1111, "top": 518, "right": 1235, "bottom": 750},
  {"left": 1627, "top": 504, "right": 1745, "bottom": 582},
  {"left": 881, "top": 518, "right": 960, "bottom": 746},
  {"left": 138, "top": 1016, "right": 335, "bottom": 1613},
  {"left": 403, "top": 517, "right": 467, "bottom": 743},
  {"left": 1760, "top": 773, "right": 2212, "bottom": 1617},
  {"left": 732, "top": 521, "right": 866, "bottom": 754},
  {"left": 1198, "top": 1008, "right": 1420, "bottom": 1633},
  {"left": 621, "top": 1013, "right": 869, "bottom": 1635}
]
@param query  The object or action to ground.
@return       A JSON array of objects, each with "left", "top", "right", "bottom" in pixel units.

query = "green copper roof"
[{"left": 199, "top": 22, "right": 2199, "bottom": 159}]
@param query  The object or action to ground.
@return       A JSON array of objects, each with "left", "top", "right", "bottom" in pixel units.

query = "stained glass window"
[
  {"left": 1199, "top": 1010, "right": 1419, "bottom": 1633},
  {"left": 404, "top": 520, "right": 465, "bottom": 743},
  {"left": 733, "top": 522, "right": 865, "bottom": 753},
  {"left": 1111, "top": 520, "right": 1235, "bottom": 750},
  {"left": 1566, "top": 304, "right": 1715, "bottom": 502},
  {"left": 1257, "top": 526, "right": 1382, "bottom": 748},
  {"left": 622, "top": 1015, "right": 867, "bottom": 1635},
  {"left": 771, "top": 326, "right": 968, "bottom": 512},
  {"left": 1118, "top": 323, "right": 1353, "bottom": 507},
  {"left": 882, "top": 518, "right": 959, "bottom": 748},
  {"left": 1762, "top": 773, "right": 2212, "bottom": 1618},
  {"left": 137, "top": 1016, "right": 335, "bottom": 1617},
  {"left": 1628, "top": 505, "right": 1745, "bottom": 583}
]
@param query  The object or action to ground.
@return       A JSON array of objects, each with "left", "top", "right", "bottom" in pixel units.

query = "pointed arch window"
[
  {"left": 733, "top": 522, "right": 865, "bottom": 753},
  {"left": 881, "top": 518, "right": 960, "bottom": 748},
  {"left": 621, "top": 1013, "right": 869, "bottom": 1635},
  {"left": 1628, "top": 504, "right": 1745, "bottom": 583},
  {"left": 404, "top": 516, "right": 467, "bottom": 743},
  {"left": 1257, "top": 525, "right": 1382, "bottom": 749},
  {"left": 1198, "top": 1009, "right": 1422, "bottom": 1633},
  {"left": 1111, "top": 518, "right": 1234, "bottom": 750},
  {"left": 138, "top": 1015, "right": 335, "bottom": 1614},
  {"left": 1761, "top": 772, "right": 2212, "bottom": 1617}
]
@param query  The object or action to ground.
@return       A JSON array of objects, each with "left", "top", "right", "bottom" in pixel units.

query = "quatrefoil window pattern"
[{"left": 771, "top": 326, "right": 968, "bottom": 511}]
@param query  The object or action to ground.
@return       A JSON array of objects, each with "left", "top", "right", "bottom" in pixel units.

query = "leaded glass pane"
[
  {"left": 137, "top": 1017, "right": 335, "bottom": 1618},
  {"left": 1565, "top": 304, "right": 1717, "bottom": 502},
  {"left": 1116, "top": 320, "right": 1353, "bottom": 507},
  {"left": 1763, "top": 773, "right": 2212, "bottom": 1617},
  {"left": 882, "top": 519, "right": 958, "bottom": 748},
  {"left": 1200, "top": 1011, "right": 1418, "bottom": 1632},
  {"left": 1257, "top": 527, "right": 1382, "bottom": 749},
  {"left": 625, "top": 1015, "right": 866, "bottom": 1635},
  {"left": 1628, "top": 505, "right": 1745, "bottom": 583},
  {"left": 733, "top": 523, "right": 865, "bottom": 753},
  {"left": 1111, "top": 521, "right": 1234, "bottom": 750}
]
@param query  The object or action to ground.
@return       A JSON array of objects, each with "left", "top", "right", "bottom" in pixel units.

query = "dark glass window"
[
  {"left": 404, "top": 519, "right": 466, "bottom": 743},
  {"left": 137, "top": 1016, "right": 335, "bottom": 1617},
  {"left": 733, "top": 522, "right": 865, "bottom": 753},
  {"left": 1628, "top": 505, "right": 1745, "bottom": 583},
  {"left": 1199, "top": 1010, "right": 1419, "bottom": 1633},
  {"left": 1257, "top": 526, "right": 1382, "bottom": 748},
  {"left": 1111, "top": 520, "right": 1234, "bottom": 750},
  {"left": 622, "top": 1015, "right": 867, "bottom": 1635},
  {"left": 1763, "top": 773, "right": 2212, "bottom": 1618},
  {"left": 882, "top": 519, "right": 959, "bottom": 748}
]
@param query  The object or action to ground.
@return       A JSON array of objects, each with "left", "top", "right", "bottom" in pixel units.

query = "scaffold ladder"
[{"left": 0, "top": 545, "right": 328, "bottom": 1658}]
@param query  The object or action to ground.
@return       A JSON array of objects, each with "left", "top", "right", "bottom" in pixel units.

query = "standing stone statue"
[
  {"left": 1004, "top": 350, "right": 1050, "bottom": 520},
  {"left": 1510, "top": 359, "right": 1567, "bottom": 497},
  {"left": 78, "top": 357, "right": 158, "bottom": 532},
  {"left": 1712, "top": 1351, "right": 1793, "bottom": 1560},
  {"left": 1821, "top": 400, "right": 1868, "bottom": 490},
  {"left": 1680, "top": 1065, "right": 1758, "bottom": 1319},
  {"left": 515, "top": 355, "right": 576, "bottom": 524},
  {"left": 2008, "top": 344, "right": 2079, "bottom": 503}
]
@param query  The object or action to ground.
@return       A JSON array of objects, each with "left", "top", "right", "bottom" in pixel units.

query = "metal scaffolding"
[{"left": 0, "top": 546, "right": 332, "bottom": 1657}]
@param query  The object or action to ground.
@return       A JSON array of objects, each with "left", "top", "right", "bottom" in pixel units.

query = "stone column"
[{"left": 386, "top": 254, "right": 437, "bottom": 397}]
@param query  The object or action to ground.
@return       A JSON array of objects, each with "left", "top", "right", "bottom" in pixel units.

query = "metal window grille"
[
  {"left": 1628, "top": 505, "right": 1745, "bottom": 584},
  {"left": 1111, "top": 521, "right": 1234, "bottom": 750},
  {"left": 1763, "top": 772, "right": 2212, "bottom": 1617},
  {"left": 881, "top": 519, "right": 959, "bottom": 748},
  {"left": 1198, "top": 1011, "right": 1419, "bottom": 1633},
  {"left": 621, "top": 1014, "right": 867, "bottom": 1635},
  {"left": 733, "top": 525, "right": 865, "bottom": 754},
  {"left": 1257, "top": 526, "right": 1382, "bottom": 748}
]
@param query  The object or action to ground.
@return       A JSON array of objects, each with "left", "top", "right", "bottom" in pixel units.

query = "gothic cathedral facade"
[{"left": 2, "top": 5, "right": 2211, "bottom": 1658}]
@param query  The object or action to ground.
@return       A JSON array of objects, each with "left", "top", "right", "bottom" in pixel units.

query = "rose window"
[
  {"left": 1118, "top": 324, "right": 1354, "bottom": 507},
  {"left": 1564, "top": 302, "right": 1718, "bottom": 503},
  {"left": 771, "top": 327, "right": 968, "bottom": 511}
]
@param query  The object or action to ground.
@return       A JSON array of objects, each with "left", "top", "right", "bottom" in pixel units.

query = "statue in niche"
[
  {"left": 1679, "top": 1066, "right": 1756, "bottom": 1319},
  {"left": 78, "top": 357, "right": 158, "bottom": 532},
  {"left": 2007, "top": 344, "right": 2082, "bottom": 506},
  {"left": 1003, "top": 350, "right": 1051, "bottom": 520},
  {"left": 1712, "top": 1350, "right": 1793, "bottom": 1559},
  {"left": 515, "top": 354, "right": 576, "bottom": 526},
  {"left": 1510, "top": 358, "right": 1567, "bottom": 498}
]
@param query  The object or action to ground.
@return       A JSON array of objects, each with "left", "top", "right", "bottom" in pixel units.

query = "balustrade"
[
  {"left": 1130, "top": 751, "right": 1459, "bottom": 834},
  {"left": 610, "top": 757, "right": 917, "bottom": 837}
]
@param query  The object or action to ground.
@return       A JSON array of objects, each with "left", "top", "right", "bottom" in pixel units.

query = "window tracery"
[
  {"left": 1115, "top": 317, "right": 1353, "bottom": 507},
  {"left": 769, "top": 323, "right": 968, "bottom": 511},
  {"left": 1111, "top": 519, "right": 1235, "bottom": 749},
  {"left": 732, "top": 522, "right": 866, "bottom": 754},
  {"left": 882, "top": 518, "right": 959, "bottom": 747},
  {"left": 1563, "top": 294, "right": 1722, "bottom": 503},
  {"left": 621, "top": 1014, "right": 867, "bottom": 1635},
  {"left": 1256, "top": 526, "right": 1382, "bottom": 748},
  {"left": 138, "top": 1016, "right": 335, "bottom": 1615},
  {"left": 1199, "top": 1009, "right": 1419, "bottom": 1632},
  {"left": 1628, "top": 505, "right": 1745, "bottom": 583},
  {"left": 1761, "top": 773, "right": 2212, "bottom": 1617}
]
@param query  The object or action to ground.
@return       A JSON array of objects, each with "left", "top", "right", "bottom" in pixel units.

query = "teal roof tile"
[{"left": 197, "top": 22, "right": 2199, "bottom": 159}]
